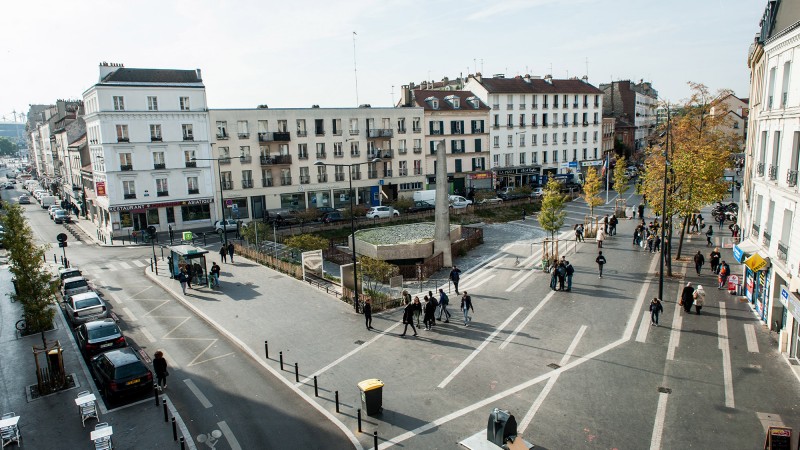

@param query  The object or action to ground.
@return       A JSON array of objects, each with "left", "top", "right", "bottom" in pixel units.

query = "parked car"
[
  {"left": 496, "top": 187, "right": 527, "bottom": 201},
  {"left": 365, "top": 206, "right": 400, "bottom": 219},
  {"left": 77, "top": 319, "right": 126, "bottom": 357},
  {"left": 314, "top": 206, "right": 338, "bottom": 217},
  {"left": 65, "top": 292, "right": 109, "bottom": 326},
  {"left": 214, "top": 219, "right": 239, "bottom": 233},
  {"left": 17, "top": 195, "right": 30, "bottom": 204},
  {"left": 53, "top": 210, "right": 72, "bottom": 224},
  {"left": 3, "top": 182, "right": 14, "bottom": 189},
  {"left": 531, "top": 187, "right": 544, "bottom": 199},
  {"left": 62, "top": 276, "right": 92, "bottom": 300},
  {"left": 320, "top": 211, "right": 345, "bottom": 223},
  {"left": 48, "top": 205, "right": 62, "bottom": 218},
  {"left": 449, "top": 195, "right": 473, "bottom": 209},
  {"left": 90, "top": 347, "right": 153, "bottom": 400},
  {"left": 407, "top": 201, "right": 435, "bottom": 213},
  {"left": 57, "top": 267, "right": 82, "bottom": 285}
]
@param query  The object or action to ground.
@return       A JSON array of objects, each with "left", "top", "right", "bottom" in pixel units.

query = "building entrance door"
[{"left": 133, "top": 212, "right": 147, "bottom": 231}]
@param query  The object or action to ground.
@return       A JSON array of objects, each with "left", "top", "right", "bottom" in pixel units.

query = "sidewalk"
[
  {"left": 0, "top": 266, "right": 191, "bottom": 449},
  {"left": 71, "top": 216, "right": 217, "bottom": 249}
]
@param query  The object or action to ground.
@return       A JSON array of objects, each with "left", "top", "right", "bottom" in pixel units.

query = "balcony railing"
[
  {"left": 769, "top": 164, "right": 778, "bottom": 180},
  {"left": 532, "top": 104, "right": 538, "bottom": 109},
  {"left": 397, "top": 128, "right": 406, "bottom": 134},
  {"left": 281, "top": 176, "right": 292, "bottom": 186},
  {"left": 298, "top": 153, "right": 309, "bottom": 160},
  {"left": 317, "top": 174, "right": 328, "bottom": 182},
  {"left": 238, "top": 133, "right": 250, "bottom": 139},
  {"left": 297, "top": 131, "right": 307, "bottom": 137},
  {"left": 335, "top": 173, "right": 345, "bottom": 181},
  {"left": 183, "top": 135, "right": 194, "bottom": 141},
  {"left": 368, "top": 129, "right": 393, "bottom": 138},
  {"left": 151, "top": 136, "right": 162, "bottom": 142},
  {"left": 756, "top": 162, "right": 765, "bottom": 176},
  {"left": 315, "top": 130, "right": 325, "bottom": 136},
  {"left": 413, "top": 146, "right": 422, "bottom": 154},
  {"left": 507, "top": 104, "right": 513, "bottom": 109},
  {"left": 316, "top": 152, "right": 327, "bottom": 159},
  {"left": 216, "top": 133, "right": 229, "bottom": 140},
  {"left": 350, "top": 129, "right": 360, "bottom": 135},
  {"left": 117, "top": 137, "right": 129, "bottom": 143},
  {"left": 120, "top": 165, "right": 133, "bottom": 171},
  {"left": 413, "top": 168, "right": 422, "bottom": 175},
  {"left": 262, "top": 178, "right": 273, "bottom": 187},
  {"left": 221, "top": 181, "right": 233, "bottom": 190},
  {"left": 185, "top": 161, "right": 197, "bottom": 168},
  {"left": 260, "top": 155, "right": 292, "bottom": 165},
  {"left": 242, "top": 179, "right": 254, "bottom": 189},
  {"left": 412, "top": 127, "right": 422, "bottom": 133},
  {"left": 240, "top": 156, "right": 252, "bottom": 164},
  {"left": 334, "top": 151, "right": 344, "bottom": 158},
  {"left": 788, "top": 170, "right": 799, "bottom": 187},
  {"left": 752, "top": 222, "right": 760, "bottom": 236},
  {"left": 778, "top": 241, "right": 789, "bottom": 262},
  {"left": 431, "top": 129, "right": 443, "bottom": 135},
  {"left": 157, "top": 191, "right": 169, "bottom": 197},
  {"left": 763, "top": 231, "right": 772, "bottom": 247},
  {"left": 398, "top": 148, "right": 407, "bottom": 155},
  {"left": 154, "top": 163, "right": 166, "bottom": 170},
  {"left": 350, "top": 150, "right": 361, "bottom": 157},
  {"left": 333, "top": 130, "right": 342, "bottom": 136},
  {"left": 399, "top": 169, "right": 408, "bottom": 176},
  {"left": 123, "top": 193, "right": 136, "bottom": 199},
  {"left": 219, "top": 158, "right": 231, "bottom": 165},
  {"left": 368, "top": 171, "right": 378, "bottom": 179},
  {"left": 258, "top": 132, "right": 291, "bottom": 142},
  {"left": 300, "top": 175, "right": 310, "bottom": 184},
  {"left": 351, "top": 172, "right": 362, "bottom": 180}
]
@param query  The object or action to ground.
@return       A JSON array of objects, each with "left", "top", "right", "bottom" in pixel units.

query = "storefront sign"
[
  {"left": 469, "top": 172, "right": 491, "bottom": 180},
  {"left": 495, "top": 166, "right": 541, "bottom": 175},
  {"left": 744, "top": 253, "right": 769, "bottom": 272},
  {"left": 727, "top": 275, "right": 739, "bottom": 292},
  {"left": 581, "top": 160, "right": 603, "bottom": 166},
  {"left": 108, "top": 197, "right": 212, "bottom": 212},
  {"left": 96, "top": 181, "right": 106, "bottom": 196},
  {"left": 786, "top": 287, "right": 800, "bottom": 321}
]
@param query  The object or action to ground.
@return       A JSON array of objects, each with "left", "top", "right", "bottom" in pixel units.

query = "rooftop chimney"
[
  {"left": 401, "top": 85, "right": 411, "bottom": 107},
  {"left": 196, "top": 69, "right": 203, "bottom": 81},
  {"left": 523, "top": 74, "right": 531, "bottom": 83},
  {"left": 544, "top": 74, "right": 553, "bottom": 84},
  {"left": 98, "top": 62, "right": 124, "bottom": 81}
]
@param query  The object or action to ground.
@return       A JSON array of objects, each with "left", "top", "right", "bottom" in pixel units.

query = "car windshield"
[
  {"left": 88, "top": 324, "right": 120, "bottom": 340},
  {"left": 55, "top": 211, "right": 66, "bottom": 216},
  {"left": 74, "top": 297, "right": 101, "bottom": 309},
  {"left": 65, "top": 280, "right": 88, "bottom": 289},
  {"left": 114, "top": 361, "right": 147, "bottom": 379}
]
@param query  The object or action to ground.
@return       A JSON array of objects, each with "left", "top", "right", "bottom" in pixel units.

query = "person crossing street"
[{"left": 596, "top": 251, "right": 607, "bottom": 278}]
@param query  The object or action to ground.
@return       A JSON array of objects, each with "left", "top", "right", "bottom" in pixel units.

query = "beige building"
[{"left": 710, "top": 93, "right": 749, "bottom": 149}]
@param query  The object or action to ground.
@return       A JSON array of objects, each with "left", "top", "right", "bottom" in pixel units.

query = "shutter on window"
[{"left": 429, "top": 121, "right": 434, "bottom": 135}]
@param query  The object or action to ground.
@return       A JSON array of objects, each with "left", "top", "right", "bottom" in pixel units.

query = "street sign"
[
  {"left": 182, "top": 231, "right": 193, "bottom": 241},
  {"left": 58, "top": 242, "right": 67, "bottom": 248},
  {"left": 225, "top": 199, "right": 233, "bottom": 207},
  {"left": 569, "top": 161, "right": 578, "bottom": 168},
  {"left": 56, "top": 233, "right": 68, "bottom": 243}
]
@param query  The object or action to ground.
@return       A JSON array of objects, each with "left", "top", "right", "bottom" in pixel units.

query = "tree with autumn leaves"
[
  {"left": 582, "top": 166, "right": 604, "bottom": 216},
  {"left": 641, "top": 83, "right": 741, "bottom": 274}
]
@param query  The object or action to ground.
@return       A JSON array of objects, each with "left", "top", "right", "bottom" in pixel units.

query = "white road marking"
[
  {"left": 166, "top": 396, "right": 198, "bottom": 450},
  {"left": 161, "top": 317, "right": 191, "bottom": 338},
  {"left": 744, "top": 323, "right": 760, "bottom": 353},
  {"left": 140, "top": 328, "right": 157, "bottom": 343},
  {"left": 649, "top": 393, "right": 670, "bottom": 450},
  {"left": 438, "top": 308, "right": 523, "bottom": 389},
  {"left": 108, "top": 291, "right": 124, "bottom": 305},
  {"left": 183, "top": 378, "right": 213, "bottom": 409},
  {"left": 458, "top": 274, "right": 496, "bottom": 291},
  {"left": 116, "top": 261, "right": 132, "bottom": 270},
  {"left": 666, "top": 294, "right": 683, "bottom": 360},
  {"left": 121, "top": 307, "right": 137, "bottom": 321},
  {"left": 500, "top": 291, "right": 555, "bottom": 350},
  {"left": 506, "top": 268, "right": 536, "bottom": 292},
  {"left": 518, "top": 325, "right": 587, "bottom": 433},
  {"left": 217, "top": 421, "right": 242, "bottom": 450},
  {"left": 718, "top": 302, "right": 735, "bottom": 408},
  {"left": 636, "top": 311, "right": 651, "bottom": 343},
  {"left": 131, "top": 260, "right": 147, "bottom": 267}
]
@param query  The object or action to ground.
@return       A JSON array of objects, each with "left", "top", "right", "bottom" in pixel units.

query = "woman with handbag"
[
  {"left": 153, "top": 351, "right": 169, "bottom": 390},
  {"left": 693, "top": 285, "right": 706, "bottom": 314}
]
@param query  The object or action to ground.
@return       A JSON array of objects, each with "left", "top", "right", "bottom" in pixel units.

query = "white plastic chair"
[
  {"left": 77, "top": 394, "right": 99, "bottom": 428},
  {"left": 0, "top": 413, "right": 20, "bottom": 448},
  {"left": 93, "top": 423, "right": 112, "bottom": 450}
]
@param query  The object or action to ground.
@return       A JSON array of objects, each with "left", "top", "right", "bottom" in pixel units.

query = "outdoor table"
[
  {"left": 75, "top": 393, "right": 96, "bottom": 406},
  {"left": 90, "top": 425, "right": 113, "bottom": 441},
  {"left": 0, "top": 416, "right": 19, "bottom": 429}
]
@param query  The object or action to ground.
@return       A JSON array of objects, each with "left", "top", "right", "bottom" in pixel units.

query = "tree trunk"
[{"left": 675, "top": 216, "right": 688, "bottom": 259}]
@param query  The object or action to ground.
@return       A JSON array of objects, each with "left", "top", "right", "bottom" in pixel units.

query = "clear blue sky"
[{"left": 0, "top": 0, "right": 765, "bottom": 119}]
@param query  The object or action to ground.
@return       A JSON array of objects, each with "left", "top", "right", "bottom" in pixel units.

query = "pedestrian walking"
[
  {"left": 693, "top": 251, "right": 705, "bottom": 275},
  {"left": 718, "top": 214, "right": 725, "bottom": 231},
  {"left": 549, "top": 264, "right": 559, "bottom": 290},
  {"left": 522, "top": 208, "right": 526, "bottom": 221},
  {"left": 449, "top": 266, "right": 462, "bottom": 294},
  {"left": 596, "top": 227, "right": 605, "bottom": 249},
  {"left": 609, "top": 215, "right": 618, "bottom": 236},
  {"left": 153, "top": 350, "right": 169, "bottom": 390},
  {"left": 603, "top": 215, "right": 609, "bottom": 234},
  {"left": 438, "top": 289, "right": 451, "bottom": 322},
  {"left": 596, "top": 251, "right": 607, "bottom": 278},
  {"left": 167, "top": 256, "right": 175, "bottom": 279},
  {"left": 423, "top": 295, "right": 437, "bottom": 330},
  {"left": 412, "top": 296, "right": 422, "bottom": 327},
  {"left": 399, "top": 300, "right": 418, "bottom": 337},
  {"left": 575, "top": 223, "right": 585, "bottom": 242},
  {"left": 654, "top": 235, "right": 661, "bottom": 253},
  {"left": 718, "top": 261, "right": 730, "bottom": 289},
  {"left": 186, "top": 264, "right": 194, "bottom": 289},
  {"left": 401, "top": 290, "right": 412, "bottom": 305},
  {"left": 565, "top": 260, "right": 574, "bottom": 291},
  {"left": 646, "top": 234, "right": 654, "bottom": 253},
  {"left": 638, "top": 204, "right": 645, "bottom": 219},
  {"left": 219, "top": 245, "right": 227, "bottom": 263},
  {"left": 177, "top": 269, "right": 188, "bottom": 294},
  {"left": 227, "top": 242, "right": 235, "bottom": 263},
  {"left": 649, "top": 297, "right": 664, "bottom": 326},
  {"left": 633, "top": 228, "right": 640, "bottom": 247},
  {"left": 681, "top": 282, "right": 695, "bottom": 313},
  {"left": 460, "top": 291, "right": 474, "bottom": 326},
  {"left": 363, "top": 298, "right": 373, "bottom": 330},
  {"left": 210, "top": 262, "right": 221, "bottom": 287},
  {"left": 710, "top": 248, "right": 721, "bottom": 274},
  {"left": 705, "top": 225, "right": 714, "bottom": 247},
  {"left": 693, "top": 285, "right": 706, "bottom": 314},
  {"left": 556, "top": 262, "right": 566, "bottom": 291}
]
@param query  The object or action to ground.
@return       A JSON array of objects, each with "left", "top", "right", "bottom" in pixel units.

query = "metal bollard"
[
  {"left": 335, "top": 390, "right": 339, "bottom": 413},
  {"left": 314, "top": 376, "right": 318, "bottom": 397},
  {"left": 279, "top": 351, "right": 283, "bottom": 370},
  {"left": 172, "top": 417, "right": 178, "bottom": 441},
  {"left": 264, "top": 341, "right": 269, "bottom": 359},
  {"left": 53, "top": 254, "right": 57, "bottom": 263},
  {"left": 374, "top": 431, "right": 378, "bottom": 449},
  {"left": 357, "top": 409, "right": 362, "bottom": 432},
  {"left": 295, "top": 363, "right": 299, "bottom": 382},
  {"left": 180, "top": 437, "right": 185, "bottom": 450},
  {"left": 155, "top": 261, "right": 158, "bottom": 276},
  {"left": 163, "top": 398, "right": 168, "bottom": 422},
  {"left": 154, "top": 385, "right": 159, "bottom": 406},
  {"left": 150, "top": 258, "right": 154, "bottom": 272}
]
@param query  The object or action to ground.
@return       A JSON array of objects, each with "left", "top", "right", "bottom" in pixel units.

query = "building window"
[
  {"left": 153, "top": 152, "right": 165, "bottom": 169},
  {"left": 519, "top": 134, "right": 526, "bottom": 147},
  {"left": 147, "top": 96, "right": 158, "bottom": 111},
  {"left": 187, "top": 176, "right": 199, "bottom": 194},
  {"left": 113, "top": 96, "right": 125, "bottom": 111},
  {"left": 532, "top": 152, "right": 538, "bottom": 163},
  {"left": 507, "top": 135, "right": 513, "bottom": 147},
  {"left": 240, "top": 146, "right": 251, "bottom": 159},
  {"left": 181, "top": 204, "right": 210, "bottom": 221},
  {"left": 182, "top": 124, "right": 194, "bottom": 140},
  {"left": 156, "top": 178, "right": 169, "bottom": 196},
  {"left": 122, "top": 180, "right": 136, "bottom": 198},
  {"left": 333, "top": 118, "right": 342, "bottom": 135},
  {"left": 116, "top": 124, "right": 129, "bottom": 142},
  {"left": 334, "top": 142, "right": 343, "bottom": 157},
  {"left": 150, "top": 124, "right": 162, "bottom": 141},
  {"left": 119, "top": 153, "right": 132, "bottom": 170},
  {"left": 543, "top": 152, "right": 548, "bottom": 163},
  {"left": 519, "top": 152, "right": 526, "bottom": 165},
  {"left": 180, "top": 97, "right": 190, "bottom": 111},
  {"left": 237, "top": 120, "right": 249, "bottom": 138},
  {"left": 553, "top": 150, "right": 558, "bottom": 163},
  {"left": 350, "top": 141, "right": 360, "bottom": 156},
  {"left": 563, "top": 149, "right": 568, "bottom": 161},
  {"left": 219, "top": 146, "right": 230, "bottom": 158},
  {"left": 298, "top": 143, "right": 309, "bottom": 159},
  {"left": 316, "top": 142, "right": 326, "bottom": 158},
  {"left": 217, "top": 121, "right": 228, "bottom": 139},
  {"left": 583, "top": 148, "right": 587, "bottom": 160}
]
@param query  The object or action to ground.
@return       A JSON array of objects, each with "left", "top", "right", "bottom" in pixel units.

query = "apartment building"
[
  {"left": 401, "top": 88, "right": 490, "bottom": 193},
  {"left": 741, "top": 0, "right": 800, "bottom": 363},
  {"left": 600, "top": 80, "right": 658, "bottom": 154},
  {"left": 710, "top": 93, "right": 749, "bottom": 150},
  {"left": 81, "top": 63, "right": 215, "bottom": 236},
  {"left": 207, "top": 105, "right": 426, "bottom": 218},
  {"left": 464, "top": 73, "right": 604, "bottom": 188}
]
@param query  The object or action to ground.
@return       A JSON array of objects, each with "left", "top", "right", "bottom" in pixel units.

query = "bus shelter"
[{"left": 169, "top": 245, "right": 209, "bottom": 287}]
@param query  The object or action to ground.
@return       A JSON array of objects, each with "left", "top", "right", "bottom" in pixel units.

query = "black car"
[
  {"left": 321, "top": 211, "right": 345, "bottom": 223},
  {"left": 77, "top": 319, "right": 126, "bottom": 357},
  {"left": 53, "top": 210, "right": 72, "bottom": 224},
  {"left": 314, "top": 206, "right": 338, "bottom": 217},
  {"left": 91, "top": 347, "right": 153, "bottom": 400},
  {"left": 407, "top": 201, "right": 435, "bottom": 214}
]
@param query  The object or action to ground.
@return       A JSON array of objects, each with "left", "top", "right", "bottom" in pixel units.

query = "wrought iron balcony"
[
  {"left": 350, "top": 129, "right": 360, "bottom": 135},
  {"left": 151, "top": 136, "right": 162, "bottom": 142},
  {"left": 221, "top": 181, "right": 233, "bottom": 190},
  {"left": 153, "top": 163, "right": 166, "bottom": 170},
  {"left": 397, "top": 128, "right": 406, "bottom": 134},
  {"left": 351, "top": 172, "right": 361, "bottom": 180},
  {"left": 317, "top": 174, "right": 328, "bottom": 182},
  {"left": 242, "top": 179, "right": 254, "bottom": 189},
  {"left": 413, "top": 146, "right": 422, "bottom": 154},
  {"left": 788, "top": 170, "right": 798, "bottom": 187},
  {"left": 281, "top": 176, "right": 292, "bottom": 186},
  {"left": 299, "top": 175, "right": 310, "bottom": 184},
  {"left": 769, "top": 164, "right": 778, "bottom": 180},
  {"left": 399, "top": 169, "right": 408, "bottom": 176},
  {"left": 117, "top": 137, "right": 129, "bottom": 143},
  {"left": 183, "top": 135, "right": 194, "bottom": 141},
  {"left": 413, "top": 168, "right": 422, "bottom": 175},
  {"left": 188, "top": 188, "right": 200, "bottom": 194},
  {"left": 219, "top": 158, "right": 231, "bottom": 165},
  {"left": 298, "top": 153, "right": 309, "bottom": 160},
  {"left": 297, "top": 131, "right": 307, "bottom": 137},
  {"left": 316, "top": 152, "right": 327, "bottom": 159},
  {"left": 756, "top": 162, "right": 765, "bottom": 176},
  {"left": 258, "top": 132, "right": 291, "bottom": 142},
  {"left": 216, "top": 133, "right": 229, "bottom": 140},
  {"left": 350, "top": 150, "right": 361, "bottom": 157},
  {"left": 240, "top": 156, "right": 252, "bottom": 164},
  {"left": 120, "top": 165, "right": 133, "bottom": 171},
  {"left": 262, "top": 178, "right": 273, "bottom": 187},
  {"left": 185, "top": 161, "right": 197, "bottom": 168},
  {"left": 752, "top": 222, "right": 760, "bottom": 236},
  {"left": 334, "top": 151, "right": 344, "bottom": 158},
  {"left": 238, "top": 133, "right": 250, "bottom": 139},
  {"left": 412, "top": 127, "right": 422, "bottom": 133},
  {"left": 157, "top": 191, "right": 169, "bottom": 197},
  {"left": 368, "top": 129, "right": 393, "bottom": 138},
  {"left": 368, "top": 171, "right": 378, "bottom": 179},
  {"left": 315, "top": 130, "right": 325, "bottom": 136},
  {"left": 123, "top": 193, "right": 136, "bottom": 199},
  {"left": 260, "top": 155, "right": 292, "bottom": 165},
  {"left": 335, "top": 173, "right": 345, "bottom": 181},
  {"left": 763, "top": 231, "right": 771, "bottom": 247},
  {"left": 384, "top": 170, "right": 393, "bottom": 178},
  {"left": 778, "top": 241, "right": 789, "bottom": 262}
]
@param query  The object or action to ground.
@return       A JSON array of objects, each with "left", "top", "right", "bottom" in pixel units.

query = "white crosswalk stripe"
[{"left": 131, "top": 260, "right": 147, "bottom": 268}]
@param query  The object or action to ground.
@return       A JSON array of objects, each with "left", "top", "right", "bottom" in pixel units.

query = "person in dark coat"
[
  {"left": 638, "top": 204, "right": 645, "bottom": 219},
  {"left": 363, "top": 299, "right": 373, "bottom": 330},
  {"left": 227, "top": 242, "right": 235, "bottom": 263},
  {"left": 423, "top": 295, "right": 437, "bottom": 330},
  {"left": 709, "top": 248, "right": 721, "bottom": 274},
  {"left": 556, "top": 262, "right": 566, "bottom": 291},
  {"left": 186, "top": 264, "right": 194, "bottom": 289},
  {"left": 153, "top": 350, "right": 169, "bottom": 390},
  {"left": 437, "top": 289, "right": 451, "bottom": 322},
  {"left": 449, "top": 266, "right": 462, "bottom": 294},
  {"left": 219, "top": 245, "right": 227, "bottom": 263},
  {"left": 649, "top": 298, "right": 664, "bottom": 326},
  {"left": 399, "top": 300, "right": 418, "bottom": 337},
  {"left": 693, "top": 251, "right": 705, "bottom": 275},
  {"left": 596, "top": 251, "right": 607, "bottom": 278},
  {"left": 681, "top": 282, "right": 695, "bottom": 313},
  {"left": 565, "top": 261, "right": 575, "bottom": 291},
  {"left": 460, "top": 291, "right": 474, "bottom": 326},
  {"left": 210, "top": 262, "right": 221, "bottom": 287}
]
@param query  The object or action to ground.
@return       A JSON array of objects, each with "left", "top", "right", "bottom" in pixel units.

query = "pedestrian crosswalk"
[{"left": 79, "top": 259, "right": 155, "bottom": 272}]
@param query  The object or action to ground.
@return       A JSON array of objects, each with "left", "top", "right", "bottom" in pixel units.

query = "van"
[
  {"left": 412, "top": 189, "right": 437, "bottom": 205},
  {"left": 449, "top": 195, "right": 473, "bottom": 209},
  {"left": 40, "top": 195, "right": 58, "bottom": 208}
]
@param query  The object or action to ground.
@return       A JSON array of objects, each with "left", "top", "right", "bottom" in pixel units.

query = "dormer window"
[
  {"left": 467, "top": 96, "right": 481, "bottom": 109},
  {"left": 426, "top": 96, "right": 439, "bottom": 109},
  {"left": 445, "top": 95, "right": 460, "bottom": 109}
]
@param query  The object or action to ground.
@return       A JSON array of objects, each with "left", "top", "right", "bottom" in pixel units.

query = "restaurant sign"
[{"left": 108, "top": 198, "right": 212, "bottom": 212}]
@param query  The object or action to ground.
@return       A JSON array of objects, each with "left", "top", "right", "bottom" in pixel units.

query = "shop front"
[
  {"left": 467, "top": 171, "right": 493, "bottom": 190},
  {"left": 109, "top": 198, "right": 213, "bottom": 236},
  {"left": 493, "top": 166, "right": 541, "bottom": 189},
  {"left": 784, "top": 286, "right": 800, "bottom": 361},
  {"left": 735, "top": 240, "right": 771, "bottom": 323}
]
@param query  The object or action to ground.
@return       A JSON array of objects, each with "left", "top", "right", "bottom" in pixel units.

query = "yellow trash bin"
[{"left": 357, "top": 378, "right": 384, "bottom": 416}]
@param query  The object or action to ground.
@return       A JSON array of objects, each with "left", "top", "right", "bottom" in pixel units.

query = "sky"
[{"left": 0, "top": 0, "right": 766, "bottom": 120}]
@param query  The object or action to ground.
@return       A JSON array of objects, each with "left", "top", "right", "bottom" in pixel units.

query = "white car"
[
  {"left": 448, "top": 195, "right": 473, "bottom": 209},
  {"left": 48, "top": 205, "right": 62, "bottom": 218},
  {"left": 365, "top": 206, "right": 400, "bottom": 219},
  {"left": 65, "top": 292, "right": 109, "bottom": 326},
  {"left": 214, "top": 219, "right": 239, "bottom": 233},
  {"left": 531, "top": 187, "right": 544, "bottom": 199}
]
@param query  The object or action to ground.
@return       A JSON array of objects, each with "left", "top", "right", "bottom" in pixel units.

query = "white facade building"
[
  {"left": 741, "top": 1, "right": 800, "bottom": 363},
  {"left": 207, "top": 105, "right": 426, "bottom": 218},
  {"left": 81, "top": 63, "right": 215, "bottom": 236},
  {"left": 464, "top": 74, "right": 604, "bottom": 187}
]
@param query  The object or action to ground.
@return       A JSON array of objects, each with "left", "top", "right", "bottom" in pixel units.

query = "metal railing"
[
  {"left": 769, "top": 164, "right": 778, "bottom": 180},
  {"left": 788, "top": 170, "right": 798, "bottom": 187},
  {"left": 242, "top": 179, "right": 254, "bottom": 188},
  {"left": 757, "top": 162, "right": 765, "bottom": 176},
  {"left": 778, "top": 241, "right": 789, "bottom": 262},
  {"left": 262, "top": 178, "right": 273, "bottom": 187}
]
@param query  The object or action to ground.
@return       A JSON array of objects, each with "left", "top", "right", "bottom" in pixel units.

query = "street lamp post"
[
  {"left": 315, "top": 158, "right": 380, "bottom": 313},
  {"left": 192, "top": 153, "right": 240, "bottom": 247},
  {"left": 657, "top": 106, "right": 671, "bottom": 301}
]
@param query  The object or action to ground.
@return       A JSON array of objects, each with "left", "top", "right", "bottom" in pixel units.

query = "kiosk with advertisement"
[{"left": 734, "top": 240, "right": 771, "bottom": 323}]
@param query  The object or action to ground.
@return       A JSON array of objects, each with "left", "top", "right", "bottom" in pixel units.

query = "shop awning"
[
  {"left": 733, "top": 239, "right": 760, "bottom": 263},
  {"left": 744, "top": 253, "right": 770, "bottom": 272}
]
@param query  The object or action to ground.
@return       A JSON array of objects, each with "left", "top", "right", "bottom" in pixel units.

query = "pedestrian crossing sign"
[{"left": 182, "top": 231, "right": 193, "bottom": 242}]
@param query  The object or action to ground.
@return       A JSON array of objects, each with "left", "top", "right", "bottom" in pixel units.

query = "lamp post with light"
[
  {"left": 192, "top": 153, "right": 242, "bottom": 246},
  {"left": 314, "top": 158, "right": 380, "bottom": 313}
]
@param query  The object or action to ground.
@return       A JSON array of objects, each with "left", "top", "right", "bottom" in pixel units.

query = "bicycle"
[{"left": 15, "top": 316, "right": 26, "bottom": 332}]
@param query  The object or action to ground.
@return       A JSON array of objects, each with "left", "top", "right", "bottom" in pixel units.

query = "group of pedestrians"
[
  {"left": 633, "top": 220, "right": 662, "bottom": 253},
  {"left": 549, "top": 257, "right": 576, "bottom": 291},
  {"left": 397, "top": 289, "right": 473, "bottom": 336},
  {"left": 219, "top": 242, "right": 235, "bottom": 263},
  {"left": 680, "top": 282, "right": 707, "bottom": 314}
]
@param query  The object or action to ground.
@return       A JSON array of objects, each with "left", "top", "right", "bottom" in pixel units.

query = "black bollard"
[
  {"left": 314, "top": 376, "right": 318, "bottom": 397},
  {"left": 150, "top": 258, "right": 153, "bottom": 272},
  {"left": 358, "top": 409, "right": 362, "bottom": 432},
  {"left": 163, "top": 398, "right": 168, "bottom": 422},
  {"left": 264, "top": 341, "right": 269, "bottom": 359},
  {"left": 154, "top": 384, "right": 159, "bottom": 406},
  {"left": 335, "top": 390, "right": 339, "bottom": 413},
  {"left": 374, "top": 431, "right": 378, "bottom": 449},
  {"left": 172, "top": 417, "right": 178, "bottom": 441},
  {"left": 180, "top": 437, "right": 185, "bottom": 450},
  {"left": 279, "top": 351, "right": 283, "bottom": 370},
  {"left": 53, "top": 254, "right": 57, "bottom": 263},
  {"left": 295, "top": 363, "right": 299, "bottom": 382}
]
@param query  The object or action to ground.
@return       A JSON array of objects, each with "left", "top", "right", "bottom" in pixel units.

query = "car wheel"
[{"left": 393, "top": 213, "right": 399, "bottom": 217}]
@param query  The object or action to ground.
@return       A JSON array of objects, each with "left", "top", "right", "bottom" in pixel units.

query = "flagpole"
[{"left": 352, "top": 31, "right": 359, "bottom": 106}]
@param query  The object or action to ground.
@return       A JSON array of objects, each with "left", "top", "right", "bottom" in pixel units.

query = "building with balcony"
[
  {"left": 81, "top": 63, "right": 215, "bottom": 236},
  {"left": 464, "top": 73, "right": 604, "bottom": 187},
  {"left": 398, "top": 88, "right": 490, "bottom": 194},
  {"left": 740, "top": 0, "right": 800, "bottom": 362},
  {"left": 600, "top": 79, "right": 658, "bottom": 154},
  {"left": 207, "top": 105, "right": 425, "bottom": 218}
]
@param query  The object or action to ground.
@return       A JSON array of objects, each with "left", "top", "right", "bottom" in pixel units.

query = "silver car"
[
  {"left": 66, "top": 292, "right": 109, "bottom": 326},
  {"left": 365, "top": 206, "right": 400, "bottom": 219}
]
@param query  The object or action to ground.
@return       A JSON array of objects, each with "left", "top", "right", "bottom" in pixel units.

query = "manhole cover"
[
  {"left": 657, "top": 387, "right": 672, "bottom": 394},
  {"left": 354, "top": 340, "right": 365, "bottom": 345},
  {"left": 547, "top": 363, "right": 560, "bottom": 369}
]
